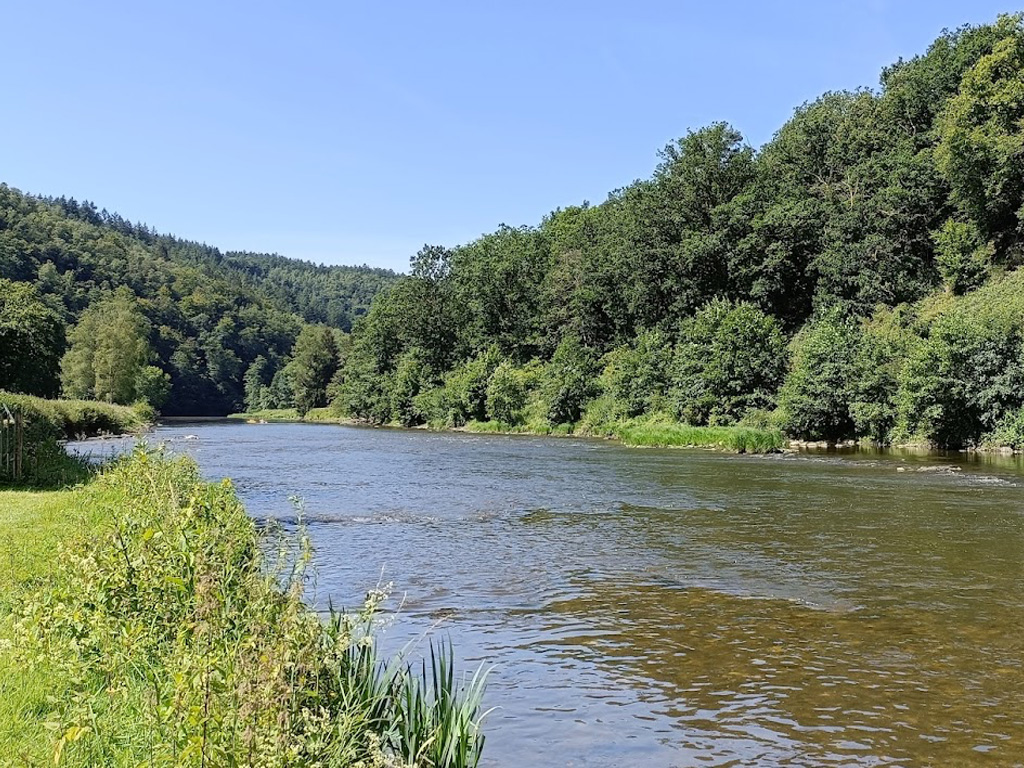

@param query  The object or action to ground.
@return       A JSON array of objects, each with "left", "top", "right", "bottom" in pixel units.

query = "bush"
[
  {"left": 896, "top": 312, "right": 1024, "bottom": 447},
  {"left": 600, "top": 330, "right": 672, "bottom": 419},
  {"left": 777, "top": 311, "right": 860, "bottom": 442},
  {"left": 542, "top": 336, "right": 600, "bottom": 424},
  {"left": 0, "top": 392, "right": 148, "bottom": 441},
  {"left": 439, "top": 347, "right": 502, "bottom": 427},
  {"left": 485, "top": 360, "right": 540, "bottom": 424},
  {"left": 849, "top": 308, "right": 914, "bottom": 444},
  {"left": 670, "top": 299, "right": 787, "bottom": 426},
  {"left": 984, "top": 407, "right": 1024, "bottom": 450},
  {"left": 388, "top": 348, "right": 435, "bottom": 426}
]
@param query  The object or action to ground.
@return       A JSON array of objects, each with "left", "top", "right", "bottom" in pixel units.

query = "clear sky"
[{"left": 4, "top": 1, "right": 1017, "bottom": 272}]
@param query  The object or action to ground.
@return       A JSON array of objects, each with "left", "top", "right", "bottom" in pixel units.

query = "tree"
[
  {"left": 670, "top": 300, "right": 787, "bottom": 425},
  {"left": 937, "top": 15, "right": 1024, "bottom": 254},
  {"left": 542, "top": 336, "right": 599, "bottom": 424},
  {"left": 291, "top": 325, "right": 339, "bottom": 416},
  {"left": 243, "top": 355, "right": 272, "bottom": 412},
  {"left": 778, "top": 310, "right": 861, "bottom": 442},
  {"left": 600, "top": 330, "right": 672, "bottom": 419},
  {"left": 135, "top": 365, "right": 172, "bottom": 409},
  {"left": 61, "top": 291, "right": 153, "bottom": 404},
  {"left": 0, "top": 278, "right": 64, "bottom": 397}
]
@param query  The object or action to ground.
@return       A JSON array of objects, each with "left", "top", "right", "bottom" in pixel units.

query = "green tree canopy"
[
  {"left": 61, "top": 291, "right": 156, "bottom": 405},
  {"left": 0, "top": 278, "right": 64, "bottom": 397}
]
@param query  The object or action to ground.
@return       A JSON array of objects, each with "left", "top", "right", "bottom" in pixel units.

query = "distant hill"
[{"left": 0, "top": 184, "right": 398, "bottom": 414}]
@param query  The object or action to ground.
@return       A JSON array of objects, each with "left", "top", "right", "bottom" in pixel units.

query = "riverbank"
[
  {"left": 0, "top": 392, "right": 150, "bottom": 440},
  {"left": 230, "top": 408, "right": 787, "bottom": 453},
  {"left": 1, "top": 393, "right": 151, "bottom": 486},
  {"left": 0, "top": 451, "right": 488, "bottom": 767}
]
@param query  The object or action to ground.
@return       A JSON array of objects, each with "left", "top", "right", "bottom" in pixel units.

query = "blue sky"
[{"left": 4, "top": 1, "right": 1017, "bottom": 272}]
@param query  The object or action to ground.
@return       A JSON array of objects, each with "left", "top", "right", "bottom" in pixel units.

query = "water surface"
[{"left": 72, "top": 422, "right": 1024, "bottom": 766}]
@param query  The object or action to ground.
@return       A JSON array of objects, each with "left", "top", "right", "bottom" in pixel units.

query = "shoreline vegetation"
[
  {"left": 0, "top": 392, "right": 151, "bottom": 487},
  {"left": 0, "top": 449, "right": 490, "bottom": 767},
  {"left": 228, "top": 408, "right": 786, "bottom": 453},
  {"left": 5, "top": 17, "right": 1024, "bottom": 457}
]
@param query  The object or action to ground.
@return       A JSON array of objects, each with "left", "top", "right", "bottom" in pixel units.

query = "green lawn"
[{"left": 0, "top": 487, "right": 95, "bottom": 764}]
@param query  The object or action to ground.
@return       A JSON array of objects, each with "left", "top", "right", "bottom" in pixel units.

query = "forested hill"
[
  {"left": 0, "top": 184, "right": 397, "bottom": 415},
  {"left": 327, "top": 14, "right": 1024, "bottom": 450}
]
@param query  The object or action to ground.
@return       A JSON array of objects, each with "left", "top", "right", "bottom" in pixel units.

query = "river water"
[{"left": 72, "top": 421, "right": 1024, "bottom": 766}]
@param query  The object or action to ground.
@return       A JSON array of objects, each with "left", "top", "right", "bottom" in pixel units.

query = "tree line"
[
  {"left": 326, "top": 14, "right": 1024, "bottom": 449},
  {"left": 3, "top": 14, "right": 1023, "bottom": 448},
  {"left": 0, "top": 187, "right": 395, "bottom": 415}
]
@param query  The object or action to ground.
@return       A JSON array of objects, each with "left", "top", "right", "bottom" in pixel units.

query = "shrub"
[
  {"left": 984, "top": 407, "right": 1024, "bottom": 450},
  {"left": 849, "top": 308, "right": 914, "bottom": 444},
  {"left": 541, "top": 336, "right": 600, "bottom": 424},
  {"left": 896, "top": 312, "right": 1024, "bottom": 447},
  {"left": 600, "top": 329, "right": 672, "bottom": 419},
  {"left": 777, "top": 310, "right": 860, "bottom": 442},
  {"left": 485, "top": 360, "right": 540, "bottom": 425},
  {"left": 670, "top": 299, "right": 787, "bottom": 426}
]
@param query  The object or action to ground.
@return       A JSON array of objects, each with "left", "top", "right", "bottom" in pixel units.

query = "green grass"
[
  {"left": 0, "top": 451, "right": 489, "bottom": 767},
  {"left": 0, "top": 392, "right": 149, "bottom": 440},
  {"left": 614, "top": 420, "right": 785, "bottom": 452},
  {"left": 0, "top": 487, "right": 102, "bottom": 762},
  {"left": 462, "top": 413, "right": 784, "bottom": 453},
  {"left": 228, "top": 407, "right": 341, "bottom": 423},
  {"left": 227, "top": 407, "right": 302, "bottom": 421}
]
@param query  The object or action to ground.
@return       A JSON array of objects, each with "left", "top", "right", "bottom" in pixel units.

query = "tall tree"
[
  {"left": 291, "top": 325, "right": 339, "bottom": 416},
  {"left": 61, "top": 291, "right": 154, "bottom": 404},
  {"left": 0, "top": 278, "right": 64, "bottom": 397}
]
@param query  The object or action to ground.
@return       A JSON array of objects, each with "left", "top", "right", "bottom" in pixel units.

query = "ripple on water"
[{"left": 67, "top": 422, "right": 1024, "bottom": 766}]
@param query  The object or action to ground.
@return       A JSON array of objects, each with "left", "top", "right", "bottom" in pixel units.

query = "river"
[{"left": 71, "top": 421, "right": 1024, "bottom": 766}]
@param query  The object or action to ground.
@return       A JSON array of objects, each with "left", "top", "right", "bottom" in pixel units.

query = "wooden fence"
[{"left": 0, "top": 403, "right": 25, "bottom": 482}]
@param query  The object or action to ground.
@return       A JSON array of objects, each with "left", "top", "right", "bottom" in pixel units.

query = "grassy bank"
[
  {"left": 1, "top": 393, "right": 151, "bottom": 487},
  {"left": 611, "top": 420, "right": 785, "bottom": 453},
  {"left": 462, "top": 415, "right": 784, "bottom": 453},
  {"left": 0, "top": 451, "right": 489, "bottom": 767},
  {"left": 228, "top": 407, "right": 338, "bottom": 423},
  {"left": 0, "top": 392, "right": 149, "bottom": 440},
  {"left": 230, "top": 406, "right": 785, "bottom": 454}
]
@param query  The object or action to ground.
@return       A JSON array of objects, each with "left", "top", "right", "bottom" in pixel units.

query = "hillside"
[{"left": 0, "top": 185, "right": 396, "bottom": 414}]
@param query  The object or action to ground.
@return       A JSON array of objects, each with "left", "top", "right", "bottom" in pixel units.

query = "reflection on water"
[{"left": 70, "top": 423, "right": 1024, "bottom": 766}]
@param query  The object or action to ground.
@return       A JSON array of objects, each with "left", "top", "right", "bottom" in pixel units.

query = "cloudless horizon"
[{"left": 5, "top": 1, "right": 1019, "bottom": 272}]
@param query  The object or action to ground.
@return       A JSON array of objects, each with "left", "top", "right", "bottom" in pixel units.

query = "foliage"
[
  {"left": 777, "top": 311, "right": 861, "bottom": 442},
  {"left": 4, "top": 450, "right": 490, "bottom": 766},
  {"left": 541, "top": 336, "right": 599, "bottom": 425},
  {"left": 849, "top": 308, "right": 914, "bottom": 444},
  {"left": 291, "top": 325, "right": 341, "bottom": 416},
  {"left": 0, "top": 185, "right": 395, "bottom": 416},
  {"left": 0, "top": 278, "right": 63, "bottom": 397},
  {"left": 936, "top": 15, "right": 1024, "bottom": 254},
  {"left": 670, "top": 300, "right": 787, "bottom": 425},
  {"left": 932, "top": 218, "right": 991, "bottom": 294},
  {"left": 0, "top": 392, "right": 148, "bottom": 441},
  {"left": 485, "top": 361, "right": 539, "bottom": 425},
  {"left": 600, "top": 330, "right": 672, "bottom": 419},
  {"left": 60, "top": 290, "right": 155, "bottom": 405},
  {"left": 0, "top": 392, "right": 146, "bottom": 487}
]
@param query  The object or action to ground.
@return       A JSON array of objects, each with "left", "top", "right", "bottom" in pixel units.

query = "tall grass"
[
  {"left": 0, "top": 391, "right": 149, "bottom": 440},
  {"left": 4, "top": 449, "right": 490, "bottom": 767},
  {"left": 614, "top": 421, "right": 785, "bottom": 453}
]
